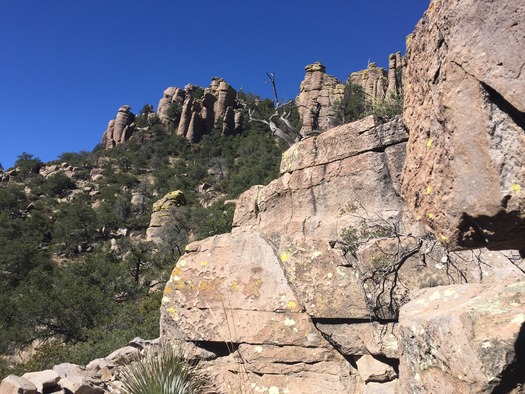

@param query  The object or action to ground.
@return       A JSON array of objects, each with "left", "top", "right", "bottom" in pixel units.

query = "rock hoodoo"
[
  {"left": 146, "top": 190, "right": 186, "bottom": 244},
  {"left": 158, "top": 77, "right": 241, "bottom": 142},
  {"left": 101, "top": 105, "right": 136, "bottom": 149},
  {"left": 349, "top": 52, "right": 404, "bottom": 104},
  {"left": 296, "top": 62, "right": 345, "bottom": 134},
  {"left": 401, "top": 0, "right": 525, "bottom": 251}
]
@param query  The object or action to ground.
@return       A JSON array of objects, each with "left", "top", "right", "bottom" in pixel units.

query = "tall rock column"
[
  {"left": 296, "top": 62, "right": 345, "bottom": 135},
  {"left": 401, "top": 0, "right": 525, "bottom": 251},
  {"left": 101, "top": 105, "right": 136, "bottom": 149}
]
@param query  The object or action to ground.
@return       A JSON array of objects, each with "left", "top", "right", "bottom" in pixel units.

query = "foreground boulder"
[
  {"left": 402, "top": 0, "right": 525, "bottom": 251},
  {"left": 399, "top": 281, "right": 525, "bottom": 393},
  {"left": 160, "top": 110, "right": 524, "bottom": 392}
]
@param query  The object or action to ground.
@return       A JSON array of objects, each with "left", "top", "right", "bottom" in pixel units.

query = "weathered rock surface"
[
  {"left": 296, "top": 62, "right": 345, "bottom": 134},
  {"left": 399, "top": 281, "right": 525, "bottom": 393},
  {"left": 21, "top": 370, "right": 60, "bottom": 392},
  {"left": 233, "top": 116, "right": 407, "bottom": 242},
  {"left": 402, "top": 0, "right": 525, "bottom": 251},
  {"left": 101, "top": 105, "right": 136, "bottom": 149},
  {"left": 0, "top": 375, "right": 37, "bottom": 394}
]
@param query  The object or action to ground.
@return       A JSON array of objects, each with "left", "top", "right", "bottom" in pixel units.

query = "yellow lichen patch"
[
  {"left": 200, "top": 260, "right": 208, "bottom": 267},
  {"left": 440, "top": 234, "right": 448, "bottom": 242},
  {"left": 280, "top": 251, "right": 291, "bottom": 263},
  {"left": 185, "top": 244, "right": 190, "bottom": 251},
  {"left": 171, "top": 267, "right": 182, "bottom": 279},
  {"left": 426, "top": 185, "right": 432, "bottom": 195},
  {"left": 287, "top": 300, "right": 297, "bottom": 310},
  {"left": 427, "top": 213, "right": 435, "bottom": 220},
  {"left": 511, "top": 183, "right": 521, "bottom": 193},
  {"left": 426, "top": 139, "right": 433, "bottom": 148},
  {"left": 166, "top": 307, "right": 176, "bottom": 315},
  {"left": 229, "top": 281, "right": 239, "bottom": 292}
]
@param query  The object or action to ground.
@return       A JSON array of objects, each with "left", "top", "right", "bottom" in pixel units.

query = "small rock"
[
  {"left": 356, "top": 355, "right": 397, "bottom": 383},
  {"left": 0, "top": 375, "right": 37, "bottom": 394}
]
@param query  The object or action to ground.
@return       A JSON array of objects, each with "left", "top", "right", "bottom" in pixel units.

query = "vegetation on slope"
[{"left": 0, "top": 95, "right": 290, "bottom": 377}]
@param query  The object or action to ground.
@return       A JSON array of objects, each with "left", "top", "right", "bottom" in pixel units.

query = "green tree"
[
  {"left": 334, "top": 83, "right": 369, "bottom": 124},
  {"left": 14, "top": 152, "right": 43, "bottom": 179}
]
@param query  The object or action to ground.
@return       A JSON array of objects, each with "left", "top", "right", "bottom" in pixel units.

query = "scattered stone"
[
  {"left": 22, "top": 370, "right": 60, "bottom": 392},
  {"left": 0, "top": 375, "right": 37, "bottom": 394}
]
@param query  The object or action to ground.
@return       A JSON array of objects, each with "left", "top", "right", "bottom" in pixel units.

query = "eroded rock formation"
[
  {"left": 146, "top": 190, "right": 186, "bottom": 244},
  {"left": 101, "top": 105, "right": 136, "bottom": 149},
  {"left": 296, "top": 62, "right": 345, "bottom": 134},
  {"left": 349, "top": 52, "right": 404, "bottom": 104},
  {"left": 158, "top": 78, "right": 241, "bottom": 142},
  {"left": 402, "top": 0, "right": 525, "bottom": 251}
]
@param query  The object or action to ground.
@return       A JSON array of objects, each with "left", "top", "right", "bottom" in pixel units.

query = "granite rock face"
[
  {"left": 101, "top": 105, "right": 136, "bottom": 149},
  {"left": 399, "top": 281, "right": 525, "bottom": 393},
  {"left": 402, "top": 0, "right": 525, "bottom": 251},
  {"left": 160, "top": 110, "right": 524, "bottom": 392}
]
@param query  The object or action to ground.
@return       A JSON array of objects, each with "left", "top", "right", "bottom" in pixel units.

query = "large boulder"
[
  {"left": 146, "top": 190, "right": 186, "bottom": 244},
  {"left": 398, "top": 281, "right": 525, "bottom": 393},
  {"left": 402, "top": 0, "right": 525, "bottom": 251}
]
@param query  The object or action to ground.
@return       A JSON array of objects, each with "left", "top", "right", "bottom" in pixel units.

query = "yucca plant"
[{"left": 119, "top": 342, "right": 210, "bottom": 394}]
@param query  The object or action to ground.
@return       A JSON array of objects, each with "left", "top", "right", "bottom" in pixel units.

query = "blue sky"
[{"left": 0, "top": 1, "right": 429, "bottom": 169}]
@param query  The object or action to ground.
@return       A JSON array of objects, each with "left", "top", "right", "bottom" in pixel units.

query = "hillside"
[{"left": 1, "top": 0, "right": 524, "bottom": 393}]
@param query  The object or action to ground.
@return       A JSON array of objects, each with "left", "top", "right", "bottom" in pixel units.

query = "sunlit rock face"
[{"left": 402, "top": 0, "right": 525, "bottom": 252}]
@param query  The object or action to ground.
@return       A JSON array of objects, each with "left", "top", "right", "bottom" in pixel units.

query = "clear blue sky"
[{"left": 0, "top": 0, "right": 429, "bottom": 170}]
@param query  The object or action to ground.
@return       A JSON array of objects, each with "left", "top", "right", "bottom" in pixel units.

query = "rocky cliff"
[
  {"left": 402, "top": 0, "right": 525, "bottom": 252},
  {"left": 160, "top": 113, "right": 524, "bottom": 393},
  {"left": 159, "top": 0, "right": 525, "bottom": 392}
]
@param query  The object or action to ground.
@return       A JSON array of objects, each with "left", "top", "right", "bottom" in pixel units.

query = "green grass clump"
[{"left": 120, "top": 342, "right": 211, "bottom": 394}]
